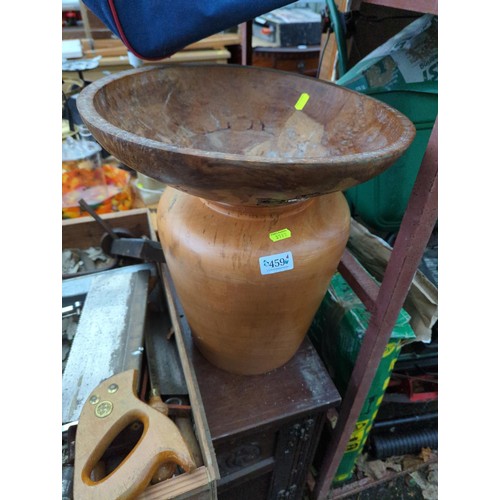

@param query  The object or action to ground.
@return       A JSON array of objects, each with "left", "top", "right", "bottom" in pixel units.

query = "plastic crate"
[{"left": 344, "top": 82, "right": 437, "bottom": 232}]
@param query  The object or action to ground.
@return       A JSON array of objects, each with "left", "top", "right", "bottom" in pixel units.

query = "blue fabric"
[{"left": 82, "top": 0, "right": 293, "bottom": 60}]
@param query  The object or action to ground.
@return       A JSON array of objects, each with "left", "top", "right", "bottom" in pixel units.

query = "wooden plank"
[
  {"left": 62, "top": 208, "right": 154, "bottom": 249},
  {"left": 335, "top": 0, "right": 362, "bottom": 13},
  {"left": 84, "top": 46, "right": 129, "bottom": 58},
  {"left": 318, "top": 31, "right": 339, "bottom": 82},
  {"left": 185, "top": 33, "right": 242, "bottom": 51},
  {"left": 337, "top": 0, "right": 437, "bottom": 14},
  {"left": 137, "top": 466, "right": 212, "bottom": 500},
  {"left": 160, "top": 263, "right": 220, "bottom": 495},
  {"left": 68, "top": 49, "right": 231, "bottom": 82},
  {"left": 64, "top": 43, "right": 231, "bottom": 83},
  {"left": 80, "top": 34, "right": 240, "bottom": 59},
  {"left": 154, "top": 49, "right": 231, "bottom": 64},
  {"left": 81, "top": 32, "right": 238, "bottom": 49},
  {"left": 81, "top": 33, "right": 241, "bottom": 51},
  {"left": 314, "top": 118, "right": 438, "bottom": 499},
  {"left": 239, "top": 22, "right": 252, "bottom": 65},
  {"left": 338, "top": 249, "right": 379, "bottom": 312},
  {"left": 217, "top": 458, "right": 275, "bottom": 490},
  {"left": 78, "top": 0, "right": 92, "bottom": 42},
  {"left": 360, "top": 0, "right": 438, "bottom": 14},
  {"left": 84, "top": 49, "right": 230, "bottom": 67},
  {"left": 92, "top": 39, "right": 124, "bottom": 49},
  {"left": 347, "top": 219, "right": 438, "bottom": 341}
]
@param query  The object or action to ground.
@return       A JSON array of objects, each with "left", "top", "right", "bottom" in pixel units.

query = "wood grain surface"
[
  {"left": 77, "top": 64, "right": 415, "bottom": 206},
  {"left": 157, "top": 187, "right": 350, "bottom": 375}
]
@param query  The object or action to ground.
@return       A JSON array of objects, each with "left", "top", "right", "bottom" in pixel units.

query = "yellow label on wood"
[
  {"left": 269, "top": 228, "right": 291, "bottom": 242},
  {"left": 294, "top": 93, "right": 310, "bottom": 110}
]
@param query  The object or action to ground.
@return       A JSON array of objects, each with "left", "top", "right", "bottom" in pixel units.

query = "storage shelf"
[
  {"left": 359, "top": 0, "right": 437, "bottom": 14},
  {"left": 313, "top": 2, "right": 438, "bottom": 497},
  {"left": 314, "top": 119, "right": 438, "bottom": 500}
]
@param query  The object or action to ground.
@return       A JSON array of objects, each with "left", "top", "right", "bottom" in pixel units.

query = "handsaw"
[{"left": 73, "top": 369, "right": 196, "bottom": 499}]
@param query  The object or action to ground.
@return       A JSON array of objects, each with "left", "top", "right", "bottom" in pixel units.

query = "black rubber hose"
[
  {"left": 371, "top": 427, "right": 438, "bottom": 459},
  {"left": 373, "top": 412, "right": 438, "bottom": 430}
]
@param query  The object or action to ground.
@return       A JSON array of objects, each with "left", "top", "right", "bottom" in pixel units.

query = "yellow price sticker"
[
  {"left": 294, "top": 93, "right": 310, "bottom": 110},
  {"left": 269, "top": 228, "right": 291, "bottom": 242}
]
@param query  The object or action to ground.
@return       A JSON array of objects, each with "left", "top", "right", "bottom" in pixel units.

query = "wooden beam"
[
  {"left": 359, "top": 0, "right": 438, "bottom": 15},
  {"left": 160, "top": 263, "right": 220, "bottom": 490},
  {"left": 137, "top": 466, "right": 212, "bottom": 499},
  {"left": 78, "top": 0, "right": 93, "bottom": 43},
  {"left": 338, "top": 250, "right": 379, "bottom": 312},
  {"left": 318, "top": 30, "right": 339, "bottom": 82}
]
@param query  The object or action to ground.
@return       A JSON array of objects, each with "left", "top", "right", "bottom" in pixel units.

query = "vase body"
[{"left": 157, "top": 187, "right": 350, "bottom": 375}]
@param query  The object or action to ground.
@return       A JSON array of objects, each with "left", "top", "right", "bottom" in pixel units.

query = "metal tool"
[
  {"left": 145, "top": 310, "right": 187, "bottom": 396},
  {"left": 79, "top": 198, "right": 166, "bottom": 263},
  {"left": 78, "top": 199, "right": 121, "bottom": 240},
  {"left": 145, "top": 309, "right": 204, "bottom": 468},
  {"left": 105, "top": 236, "right": 165, "bottom": 263},
  {"left": 62, "top": 267, "right": 150, "bottom": 424},
  {"left": 62, "top": 301, "right": 82, "bottom": 319}
]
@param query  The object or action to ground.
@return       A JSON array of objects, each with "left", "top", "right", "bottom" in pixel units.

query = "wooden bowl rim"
[{"left": 77, "top": 63, "right": 416, "bottom": 167}]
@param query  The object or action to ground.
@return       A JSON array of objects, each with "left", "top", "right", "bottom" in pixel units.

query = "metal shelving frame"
[{"left": 313, "top": 2, "right": 438, "bottom": 497}]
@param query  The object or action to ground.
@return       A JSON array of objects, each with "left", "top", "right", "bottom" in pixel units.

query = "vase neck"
[{"left": 201, "top": 197, "right": 315, "bottom": 219}]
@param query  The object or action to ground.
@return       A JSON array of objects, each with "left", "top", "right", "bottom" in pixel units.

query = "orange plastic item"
[{"left": 62, "top": 163, "right": 134, "bottom": 219}]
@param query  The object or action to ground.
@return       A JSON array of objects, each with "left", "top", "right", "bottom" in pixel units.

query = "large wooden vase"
[
  {"left": 157, "top": 188, "right": 350, "bottom": 374},
  {"left": 77, "top": 64, "right": 415, "bottom": 375}
]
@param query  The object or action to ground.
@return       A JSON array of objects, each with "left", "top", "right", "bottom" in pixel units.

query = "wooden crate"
[
  {"left": 156, "top": 262, "right": 220, "bottom": 499},
  {"left": 62, "top": 208, "right": 218, "bottom": 499},
  {"left": 62, "top": 207, "right": 157, "bottom": 248}
]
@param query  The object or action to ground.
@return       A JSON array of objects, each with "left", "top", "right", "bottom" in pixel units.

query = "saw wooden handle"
[{"left": 73, "top": 370, "right": 196, "bottom": 500}]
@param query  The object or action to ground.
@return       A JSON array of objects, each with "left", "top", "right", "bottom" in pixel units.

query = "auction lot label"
[{"left": 259, "top": 251, "right": 294, "bottom": 275}]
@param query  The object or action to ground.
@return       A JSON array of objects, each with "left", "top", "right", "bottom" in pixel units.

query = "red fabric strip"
[{"left": 107, "top": 0, "right": 169, "bottom": 61}]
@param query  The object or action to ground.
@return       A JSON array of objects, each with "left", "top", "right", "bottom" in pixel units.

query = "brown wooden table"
[{"left": 192, "top": 336, "right": 341, "bottom": 499}]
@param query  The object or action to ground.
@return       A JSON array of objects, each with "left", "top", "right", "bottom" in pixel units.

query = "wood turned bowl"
[{"left": 77, "top": 64, "right": 415, "bottom": 206}]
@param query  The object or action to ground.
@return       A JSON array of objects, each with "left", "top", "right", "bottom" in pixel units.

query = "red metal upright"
[{"left": 314, "top": 118, "right": 438, "bottom": 499}]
